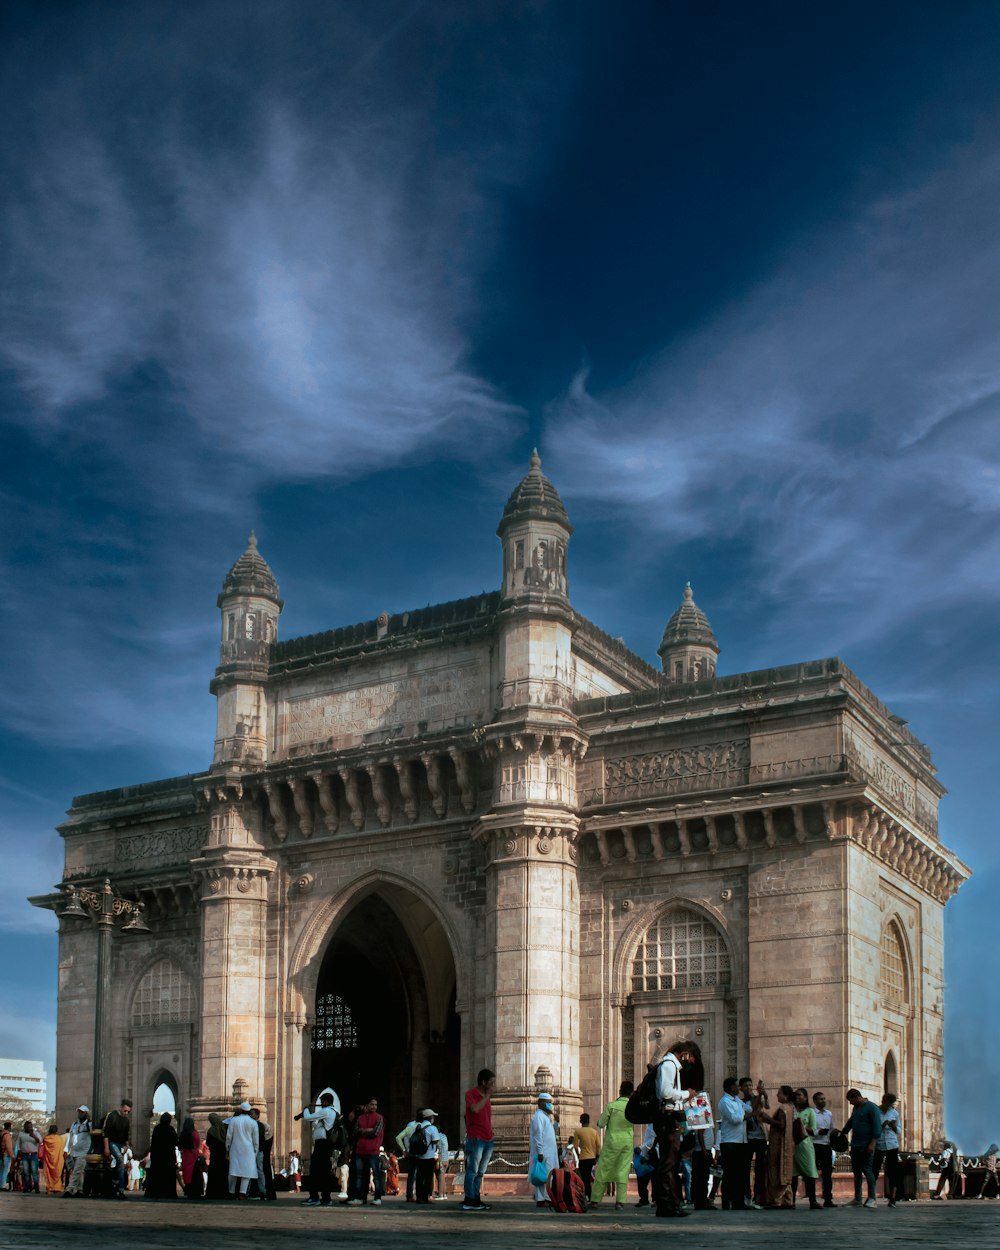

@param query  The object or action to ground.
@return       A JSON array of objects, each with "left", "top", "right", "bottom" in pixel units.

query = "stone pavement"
[{"left": 1, "top": 1193, "right": 998, "bottom": 1250}]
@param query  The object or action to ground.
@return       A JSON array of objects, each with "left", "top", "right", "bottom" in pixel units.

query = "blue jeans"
[
  {"left": 108, "top": 1142, "right": 127, "bottom": 1191},
  {"left": 353, "top": 1153, "right": 382, "bottom": 1202},
  {"left": 1, "top": 1155, "right": 10, "bottom": 1189},
  {"left": 21, "top": 1155, "right": 39, "bottom": 1191},
  {"left": 463, "top": 1137, "right": 493, "bottom": 1204},
  {"left": 851, "top": 1146, "right": 877, "bottom": 1201}
]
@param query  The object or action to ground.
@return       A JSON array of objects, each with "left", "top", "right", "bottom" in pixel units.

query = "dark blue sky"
[{"left": 2, "top": 0, "right": 998, "bottom": 1146}]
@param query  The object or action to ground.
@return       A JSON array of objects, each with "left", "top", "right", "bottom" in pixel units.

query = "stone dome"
[
  {"left": 497, "top": 449, "right": 572, "bottom": 535},
  {"left": 658, "top": 583, "right": 719, "bottom": 657},
  {"left": 219, "top": 532, "right": 282, "bottom": 605}
]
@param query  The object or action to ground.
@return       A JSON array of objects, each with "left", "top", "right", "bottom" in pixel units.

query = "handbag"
[{"left": 530, "top": 1158, "right": 549, "bottom": 1186}]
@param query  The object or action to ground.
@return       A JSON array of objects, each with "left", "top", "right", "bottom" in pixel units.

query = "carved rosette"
[
  {"left": 475, "top": 821, "right": 579, "bottom": 866},
  {"left": 192, "top": 855, "right": 276, "bottom": 903}
]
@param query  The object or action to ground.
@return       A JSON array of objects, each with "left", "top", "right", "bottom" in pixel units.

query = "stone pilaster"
[
  {"left": 189, "top": 794, "right": 275, "bottom": 1115},
  {"left": 475, "top": 812, "right": 583, "bottom": 1150}
]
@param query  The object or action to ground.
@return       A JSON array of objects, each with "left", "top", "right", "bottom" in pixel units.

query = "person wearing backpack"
[
  {"left": 652, "top": 1039, "right": 701, "bottom": 1218},
  {"left": 409, "top": 1110, "right": 440, "bottom": 1204},
  {"left": 395, "top": 1110, "right": 421, "bottom": 1203}
]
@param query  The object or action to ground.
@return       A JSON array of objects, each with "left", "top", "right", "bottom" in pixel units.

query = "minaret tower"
[
  {"left": 477, "top": 450, "right": 586, "bottom": 1145},
  {"left": 658, "top": 582, "right": 719, "bottom": 682},
  {"left": 210, "top": 531, "right": 283, "bottom": 767}
]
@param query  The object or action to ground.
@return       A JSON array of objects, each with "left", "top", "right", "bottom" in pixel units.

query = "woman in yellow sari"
[
  {"left": 41, "top": 1125, "right": 66, "bottom": 1194},
  {"left": 755, "top": 1084, "right": 796, "bottom": 1209}
]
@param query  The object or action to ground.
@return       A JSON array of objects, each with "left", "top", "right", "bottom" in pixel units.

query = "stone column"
[
  {"left": 189, "top": 795, "right": 275, "bottom": 1119},
  {"left": 476, "top": 814, "right": 583, "bottom": 1150}
]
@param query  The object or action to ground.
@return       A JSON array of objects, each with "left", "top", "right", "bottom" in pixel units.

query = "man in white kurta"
[
  {"left": 528, "top": 1093, "right": 558, "bottom": 1205},
  {"left": 226, "top": 1102, "right": 260, "bottom": 1198}
]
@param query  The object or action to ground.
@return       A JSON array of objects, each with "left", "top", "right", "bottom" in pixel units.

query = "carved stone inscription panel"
[
  {"left": 589, "top": 739, "right": 750, "bottom": 805},
  {"left": 277, "top": 656, "right": 490, "bottom": 755},
  {"left": 844, "top": 733, "right": 917, "bottom": 822},
  {"left": 115, "top": 825, "right": 208, "bottom": 868}
]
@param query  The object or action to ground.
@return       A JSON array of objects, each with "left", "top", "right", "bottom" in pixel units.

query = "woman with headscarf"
[
  {"left": 755, "top": 1084, "right": 796, "bottom": 1209},
  {"left": 590, "top": 1081, "right": 635, "bottom": 1210},
  {"left": 146, "top": 1113, "right": 178, "bottom": 1199},
  {"left": 40, "top": 1124, "right": 66, "bottom": 1194},
  {"left": 205, "top": 1114, "right": 229, "bottom": 1198},
  {"left": 178, "top": 1116, "right": 203, "bottom": 1199}
]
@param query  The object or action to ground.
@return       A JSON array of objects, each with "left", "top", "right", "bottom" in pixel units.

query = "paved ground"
[{"left": 1, "top": 1193, "right": 997, "bottom": 1250}]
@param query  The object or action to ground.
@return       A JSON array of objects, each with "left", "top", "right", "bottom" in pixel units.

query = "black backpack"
[
  {"left": 625, "top": 1067, "right": 660, "bottom": 1125},
  {"left": 407, "top": 1122, "right": 429, "bottom": 1157}
]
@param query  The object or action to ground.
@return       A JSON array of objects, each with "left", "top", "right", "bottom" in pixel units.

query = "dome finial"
[
  {"left": 529, "top": 447, "right": 542, "bottom": 472},
  {"left": 684, "top": 581, "right": 693, "bottom": 602},
  {"left": 248, "top": 530, "right": 258, "bottom": 550}
]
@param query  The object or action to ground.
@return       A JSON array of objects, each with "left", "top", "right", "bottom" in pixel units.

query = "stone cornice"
[{"left": 577, "top": 791, "right": 968, "bottom": 904}]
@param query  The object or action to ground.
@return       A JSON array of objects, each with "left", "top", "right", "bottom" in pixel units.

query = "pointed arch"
[
  {"left": 614, "top": 896, "right": 736, "bottom": 998},
  {"left": 884, "top": 1049, "right": 898, "bottom": 1095},
  {"left": 287, "top": 869, "right": 465, "bottom": 1016},
  {"left": 130, "top": 956, "right": 197, "bottom": 1028}
]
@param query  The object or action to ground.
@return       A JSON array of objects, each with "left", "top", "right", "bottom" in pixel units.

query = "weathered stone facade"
[{"left": 33, "top": 454, "right": 969, "bottom": 1152}]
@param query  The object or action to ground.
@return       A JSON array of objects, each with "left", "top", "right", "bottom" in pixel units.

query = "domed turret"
[
  {"left": 219, "top": 531, "right": 282, "bottom": 604},
  {"left": 658, "top": 583, "right": 719, "bottom": 682},
  {"left": 212, "top": 532, "right": 283, "bottom": 767},
  {"left": 217, "top": 532, "right": 283, "bottom": 654},
  {"left": 497, "top": 450, "right": 572, "bottom": 602}
]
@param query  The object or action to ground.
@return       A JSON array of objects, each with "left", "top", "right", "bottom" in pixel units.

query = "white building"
[{"left": 0, "top": 1058, "right": 48, "bottom": 1117}]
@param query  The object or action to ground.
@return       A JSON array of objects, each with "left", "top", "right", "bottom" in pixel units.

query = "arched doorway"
[
  {"left": 884, "top": 1050, "right": 898, "bottom": 1095},
  {"left": 310, "top": 892, "right": 460, "bottom": 1140},
  {"left": 622, "top": 904, "right": 737, "bottom": 1092}
]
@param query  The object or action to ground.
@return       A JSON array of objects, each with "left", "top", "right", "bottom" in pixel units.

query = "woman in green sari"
[
  {"left": 793, "top": 1087, "right": 820, "bottom": 1208},
  {"left": 590, "top": 1081, "right": 635, "bottom": 1210}
]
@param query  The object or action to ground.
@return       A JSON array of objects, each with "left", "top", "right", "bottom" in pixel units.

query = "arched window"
[
  {"left": 131, "top": 959, "right": 195, "bottom": 1028},
  {"left": 631, "top": 907, "right": 731, "bottom": 992},
  {"left": 884, "top": 1050, "right": 898, "bottom": 1095},
  {"left": 312, "top": 994, "right": 358, "bottom": 1051},
  {"left": 880, "top": 921, "right": 909, "bottom": 1005}
]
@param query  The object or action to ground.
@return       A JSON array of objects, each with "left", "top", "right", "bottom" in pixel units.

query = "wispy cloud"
[{"left": 546, "top": 134, "right": 1000, "bottom": 665}]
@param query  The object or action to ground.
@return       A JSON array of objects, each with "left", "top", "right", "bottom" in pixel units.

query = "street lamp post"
[{"left": 61, "top": 879, "right": 150, "bottom": 1119}]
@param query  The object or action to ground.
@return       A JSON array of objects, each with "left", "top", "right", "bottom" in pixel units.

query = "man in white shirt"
[
  {"left": 412, "top": 1109, "right": 441, "bottom": 1204},
  {"left": 63, "top": 1106, "right": 92, "bottom": 1198},
  {"left": 295, "top": 1091, "right": 340, "bottom": 1206},
  {"left": 394, "top": 1110, "right": 420, "bottom": 1203},
  {"left": 652, "top": 1040, "right": 698, "bottom": 1218},
  {"left": 717, "top": 1077, "right": 750, "bottom": 1210},
  {"left": 811, "top": 1091, "right": 835, "bottom": 1207}
]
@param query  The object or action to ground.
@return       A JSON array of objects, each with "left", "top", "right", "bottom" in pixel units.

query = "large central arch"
[{"left": 292, "top": 876, "right": 463, "bottom": 1143}]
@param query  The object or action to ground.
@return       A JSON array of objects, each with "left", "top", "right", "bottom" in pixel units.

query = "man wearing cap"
[
  {"left": 412, "top": 1109, "right": 441, "bottom": 1204},
  {"left": 63, "top": 1106, "right": 93, "bottom": 1197},
  {"left": 528, "top": 1093, "right": 558, "bottom": 1207},
  {"left": 295, "top": 1090, "right": 339, "bottom": 1207}
]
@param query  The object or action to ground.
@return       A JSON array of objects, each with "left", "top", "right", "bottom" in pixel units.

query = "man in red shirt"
[
  {"left": 462, "top": 1068, "right": 495, "bottom": 1211},
  {"left": 347, "top": 1098, "right": 385, "bottom": 1205}
]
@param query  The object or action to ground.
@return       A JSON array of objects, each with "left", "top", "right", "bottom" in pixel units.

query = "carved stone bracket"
[
  {"left": 263, "top": 782, "right": 288, "bottom": 843},
  {"left": 422, "top": 754, "right": 447, "bottom": 818},
  {"left": 339, "top": 767, "right": 365, "bottom": 830},
  {"left": 310, "top": 771, "right": 339, "bottom": 834},
  {"left": 395, "top": 759, "right": 418, "bottom": 822},
  {"left": 288, "top": 777, "right": 314, "bottom": 839}
]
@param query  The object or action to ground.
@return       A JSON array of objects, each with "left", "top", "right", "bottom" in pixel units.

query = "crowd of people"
[{"left": 2, "top": 1044, "right": 992, "bottom": 1211}]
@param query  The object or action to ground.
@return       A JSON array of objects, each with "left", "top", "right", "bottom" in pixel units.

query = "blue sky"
[{"left": 1, "top": 0, "right": 997, "bottom": 1148}]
